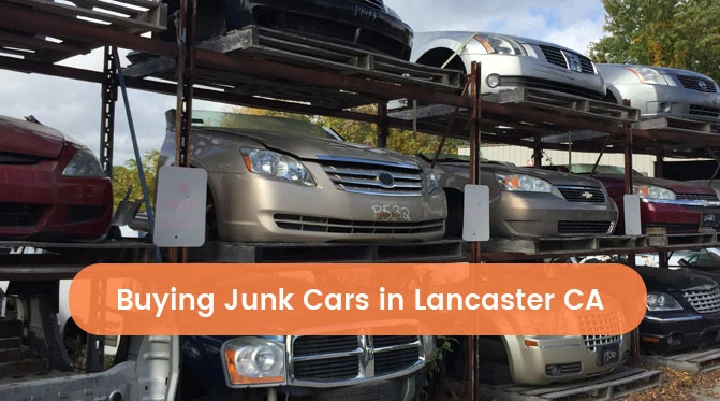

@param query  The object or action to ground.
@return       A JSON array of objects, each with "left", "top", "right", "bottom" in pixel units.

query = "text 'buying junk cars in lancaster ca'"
[{"left": 117, "top": 287, "right": 606, "bottom": 318}]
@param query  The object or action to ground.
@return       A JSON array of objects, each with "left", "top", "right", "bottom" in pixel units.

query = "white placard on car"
[
  {"left": 463, "top": 185, "right": 490, "bottom": 242},
  {"left": 153, "top": 166, "right": 208, "bottom": 248},
  {"left": 623, "top": 195, "right": 642, "bottom": 236}
]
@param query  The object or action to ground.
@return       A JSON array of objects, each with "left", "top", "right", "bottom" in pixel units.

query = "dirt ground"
[{"left": 623, "top": 365, "right": 720, "bottom": 401}]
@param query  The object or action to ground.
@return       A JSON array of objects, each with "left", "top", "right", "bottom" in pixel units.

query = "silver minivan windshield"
[{"left": 190, "top": 110, "right": 344, "bottom": 141}]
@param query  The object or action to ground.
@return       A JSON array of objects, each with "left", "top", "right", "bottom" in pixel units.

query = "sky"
[{"left": 0, "top": 0, "right": 608, "bottom": 166}]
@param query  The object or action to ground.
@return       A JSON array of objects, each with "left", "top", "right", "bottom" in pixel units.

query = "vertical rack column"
[
  {"left": 88, "top": 44, "right": 117, "bottom": 373},
  {"left": 466, "top": 60, "right": 482, "bottom": 401},
  {"left": 100, "top": 45, "right": 118, "bottom": 178},
  {"left": 624, "top": 122, "right": 640, "bottom": 365},
  {"left": 169, "top": 0, "right": 197, "bottom": 264},
  {"left": 377, "top": 102, "right": 388, "bottom": 148}
]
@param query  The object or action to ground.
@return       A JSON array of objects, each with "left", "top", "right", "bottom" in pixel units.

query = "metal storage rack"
[{"left": 1, "top": 0, "right": 719, "bottom": 400}]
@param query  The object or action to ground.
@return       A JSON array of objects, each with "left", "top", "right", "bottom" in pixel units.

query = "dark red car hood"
[
  {"left": 592, "top": 174, "right": 717, "bottom": 195},
  {"left": 0, "top": 116, "right": 66, "bottom": 159}
]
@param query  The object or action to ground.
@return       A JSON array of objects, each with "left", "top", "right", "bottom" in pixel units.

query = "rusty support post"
[
  {"left": 87, "top": 44, "right": 116, "bottom": 373},
  {"left": 655, "top": 151, "right": 664, "bottom": 178},
  {"left": 466, "top": 60, "right": 482, "bottom": 401},
  {"left": 624, "top": 125, "right": 634, "bottom": 212},
  {"left": 533, "top": 135, "right": 542, "bottom": 168},
  {"left": 624, "top": 122, "right": 640, "bottom": 366},
  {"left": 377, "top": 102, "right": 388, "bottom": 148},
  {"left": 100, "top": 45, "right": 118, "bottom": 178},
  {"left": 169, "top": 0, "right": 196, "bottom": 264}
]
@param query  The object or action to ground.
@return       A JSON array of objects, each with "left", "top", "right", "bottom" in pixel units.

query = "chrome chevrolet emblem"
[{"left": 582, "top": 191, "right": 593, "bottom": 199}]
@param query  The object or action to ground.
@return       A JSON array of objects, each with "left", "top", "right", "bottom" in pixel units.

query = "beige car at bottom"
[
  {"left": 479, "top": 333, "right": 632, "bottom": 385},
  {"left": 152, "top": 110, "right": 447, "bottom": 243}
]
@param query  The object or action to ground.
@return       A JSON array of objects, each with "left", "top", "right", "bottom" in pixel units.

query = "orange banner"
[{"left": 69, "top": 263, "right": 647, "bottom": 336}]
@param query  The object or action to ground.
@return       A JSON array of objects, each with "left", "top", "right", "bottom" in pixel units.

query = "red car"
[
  {"left": 0, "top": 115, "right": 113, "bottom": 241},
  {"left": 541, "top": 164, "right": 720, "bottom": 234}
]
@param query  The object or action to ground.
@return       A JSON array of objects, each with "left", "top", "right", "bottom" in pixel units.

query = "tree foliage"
[
  {"left": 111, "top": 149, "right": 160, "bottom": 211},
  {"left": 229, "top": 105, "right": 468, "bottom": 155},
  {"left": 589, "top": 0, "right": 720, "bottom": 82}
]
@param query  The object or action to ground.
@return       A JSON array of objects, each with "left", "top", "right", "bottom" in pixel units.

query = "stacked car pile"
[{"left": 3, "top": 0, "right": 720, "bottom": 398}]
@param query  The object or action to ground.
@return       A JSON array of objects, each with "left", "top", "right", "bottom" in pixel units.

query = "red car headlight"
[{"left": 62, "top": 146, "right": 106, "bottom": 177}]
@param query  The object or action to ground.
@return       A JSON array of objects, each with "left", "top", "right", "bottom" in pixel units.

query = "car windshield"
[
  {"left": 566, "top": 164, "right": 645, "bottom": 176},
  {"left": 420, "top": 154, "right": 471, "bottom": 162},
  {"left": 681, "top": 251, "right": 720, "bottom": 268},
  {"left": 419, "top": 154, "right": 514, "bottom": 165},
  {"left": 189, "top": 110, "right": 344, "bottom": 141}
]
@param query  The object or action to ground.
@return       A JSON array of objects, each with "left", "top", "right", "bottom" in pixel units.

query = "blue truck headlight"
[{"left": 222, "top": 338, "right": 287, "bottom": 387}]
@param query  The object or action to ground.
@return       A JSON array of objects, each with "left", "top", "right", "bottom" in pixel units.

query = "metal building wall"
[{"left": 457, "top": 145, "right": 660, "bottom": 177}]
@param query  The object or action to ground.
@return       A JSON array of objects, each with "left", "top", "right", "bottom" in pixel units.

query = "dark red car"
[
  {"left": 0, "top": 115, "right": 113, "bottom": 241},
  {"left": 541, "top": 164, "right": 720, "bottom": 234}
]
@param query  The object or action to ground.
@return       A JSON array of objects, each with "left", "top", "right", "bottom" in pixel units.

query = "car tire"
[{"left": 444, "top": 190, "right": 464, "bottom": 239}]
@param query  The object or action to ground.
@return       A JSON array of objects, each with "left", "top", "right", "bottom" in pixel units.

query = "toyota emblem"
[{"left": 377, "top": 172, "right": 395, "bottom": 187}]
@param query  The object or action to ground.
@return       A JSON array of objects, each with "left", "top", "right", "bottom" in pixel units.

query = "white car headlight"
[
  {"left": 425, "top": 170, "right": 440, "bottom": 194},
  {"left": 61, "top": 147, "right": 106, "bottom": 177},
  {"left": 473, "top": 33, "right": 527, "bottom": 56},
  {"left": 647, "top": 292, "right": 684, "bottom": 312},
  {"left": 240, "top": 147, "right": 316, "bottom": 187},
  {"left": 624, "top": 67, "right": 669, "bottom": 85},
  {"left": 422, "top": 335, "right": 437, "bottom": 361},
  {"left": 222, "top": 338, "right": 286, "bottom": 387},
  {"left": 633, "top": 184, "right": 676, "bottom": 200},
  {"left": 495, "top": 173, "right": 554, "bottom": 192}
]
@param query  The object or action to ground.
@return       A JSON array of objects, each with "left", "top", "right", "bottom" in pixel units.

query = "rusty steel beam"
[
  {"left": 0, "top": 3, "right": 176, "bottom": 56},
  {"left": 0, "top": 4, "right": 470, "bottom": 109}
]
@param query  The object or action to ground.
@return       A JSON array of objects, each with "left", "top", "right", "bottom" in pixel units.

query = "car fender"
[
  {"left": 605, "top": 83, "right": 623, "bottom": 104},
  {"left": 411, "top": 35, "right": 485, "bottom": 72}
]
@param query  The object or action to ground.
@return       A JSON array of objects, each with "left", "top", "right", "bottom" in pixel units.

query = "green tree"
[
  {"left": 589, "top": 0, "right": 720, "bottom": 82},
  {"left": 111, "top": 149, "right": 160, "bottom": 211}
]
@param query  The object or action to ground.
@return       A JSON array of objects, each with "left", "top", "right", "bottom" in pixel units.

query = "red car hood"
[
  {"left": 594, "top": 174, "right": 717, "bottom": 195},
  {"left": 0, "top": 116, "right": 66, "bottom": 159}
]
